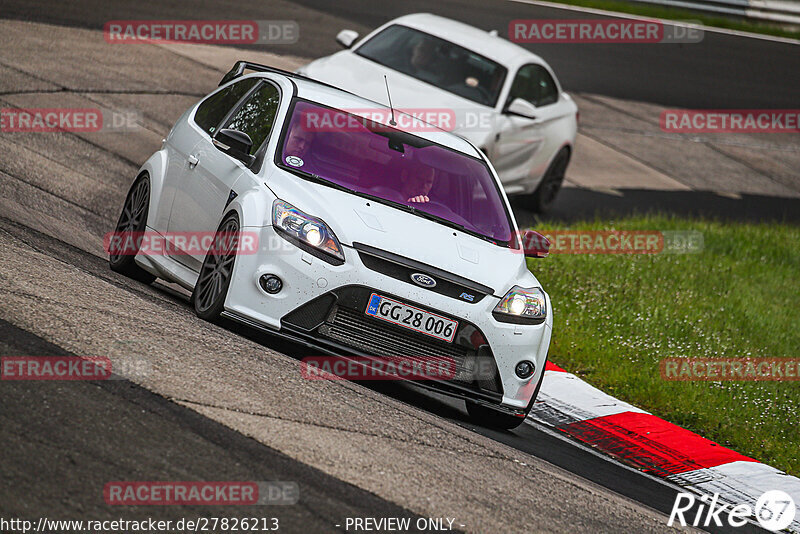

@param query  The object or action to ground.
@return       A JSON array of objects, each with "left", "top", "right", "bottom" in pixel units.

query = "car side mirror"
[
  {"left": 213, "top": 129, "right": 255, "bottom": 166},
  {"left": 505, "top": 98, "right": 538, "bottom": 120},
  {"left": 336, "top": 29, "right": 359, "bottom": 49},
  {"left": 521, "top": 230, "right": 550, "bottom": 258}
]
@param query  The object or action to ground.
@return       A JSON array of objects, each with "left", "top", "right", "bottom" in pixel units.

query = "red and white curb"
[{"left": 528, "top": 362, "right": 800, "bottom": 532}]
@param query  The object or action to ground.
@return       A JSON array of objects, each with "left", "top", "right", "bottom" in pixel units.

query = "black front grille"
[
  {"left": 326, "top": 306, "right": 466, "bottom": 359},
  {"left": 322, "top": 306, "right": 476, "bottom": 380},
  {"left": 281, "top": 285, "right": 503, "bottom": 395}
]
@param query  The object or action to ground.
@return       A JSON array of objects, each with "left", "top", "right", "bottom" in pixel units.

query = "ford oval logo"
[{"left": 410, "top": 273, "right": 437, "bottom": 288}]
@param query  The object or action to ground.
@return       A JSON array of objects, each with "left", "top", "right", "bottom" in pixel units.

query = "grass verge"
[
  {"left": 526, "top": 214, "right": 800, "bottom": 476},
  {"left": 535, "top": 0, "right": 800, "bottom": 40}
]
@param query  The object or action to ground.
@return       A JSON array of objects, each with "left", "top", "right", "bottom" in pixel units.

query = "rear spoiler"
[
  {"left": 218, "top": 61, "right": 345, "bottom": 93},
  {"left": 218, "top": 61, "right": 282, "bottom": 86}
]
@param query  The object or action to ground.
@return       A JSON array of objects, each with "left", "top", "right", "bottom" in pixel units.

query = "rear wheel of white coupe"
[
  {"left": 526, "top": 147, "right": 570, "bottom": 214},
  {"left": 192, "top": 213, "right": 240, "bottom": 322},
  {"left": 108, "top": 175, "right": 157, "bottom": 284}
]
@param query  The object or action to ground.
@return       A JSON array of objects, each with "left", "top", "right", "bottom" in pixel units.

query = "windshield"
[
  {"left": 277, "top": 100, "right": 513, "bottom": 245},
  {"left": 355, "top": 25, "right": 506, "bottom": 108}
]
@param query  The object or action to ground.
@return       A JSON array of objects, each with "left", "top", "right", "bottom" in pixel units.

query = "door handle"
[{"left": 188, "top": 154, "right": 199, "bottom": 168}]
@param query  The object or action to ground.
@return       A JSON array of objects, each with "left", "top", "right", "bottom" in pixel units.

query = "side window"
[
  {"left": 222, "top": 83, "right": 281, "bottom": 155},
  {"left": 536, "top": 67, "right": 559, "bottom": 107},
  {"left": 508, "top": 64, "right": 559, "bottom": 108},
  {"left": 193, "top": 78, "right": 258, "bottom": 135}
]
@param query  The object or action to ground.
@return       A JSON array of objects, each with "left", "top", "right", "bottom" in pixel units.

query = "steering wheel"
[
  {"left": 445, "top": 82, "right": 492, "bottom": 106},
  {"left": 471, "top": 84, "right": 492, "bottom": 103}
]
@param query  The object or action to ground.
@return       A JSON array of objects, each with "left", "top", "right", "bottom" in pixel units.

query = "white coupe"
[{"left": 298, "top": 13, "right": 578, "bottom": 213}]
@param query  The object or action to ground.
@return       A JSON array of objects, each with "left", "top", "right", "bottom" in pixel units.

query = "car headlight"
[
  {"left": 272, "top": 199, "right": 344, "bottom": 265},
  {"left": 493, "top": 286, "right": 547, "bottom": 324}
]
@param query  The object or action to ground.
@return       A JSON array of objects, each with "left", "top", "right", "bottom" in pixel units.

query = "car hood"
[
  {"left": 300, "top": 53, "right": 496, "bottom": 148},
  {"left": 265, "top": 168, "right": 535, "bottom": 296}
]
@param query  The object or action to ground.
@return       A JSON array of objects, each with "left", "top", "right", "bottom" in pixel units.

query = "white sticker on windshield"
[{"left": 286, "top": 155, "right": 304, "bottom": 167}]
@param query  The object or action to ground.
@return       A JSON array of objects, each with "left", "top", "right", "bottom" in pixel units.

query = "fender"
[
  {"left": 137, "top": 148, "right": 168, "bottom": 232},
  {"left": 529, "top": 141, "right": 572, "bottom": 193},
  {"left": 224, "top": 177, "right": 276, "bottom": 230}
]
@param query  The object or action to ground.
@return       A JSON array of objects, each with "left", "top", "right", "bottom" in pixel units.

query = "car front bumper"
[{"left": 224, "top": 225, "right": 552, "bottom": 411}]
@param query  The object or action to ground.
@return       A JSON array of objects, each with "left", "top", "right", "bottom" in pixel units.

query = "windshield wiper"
[
  {"left": 280, "top": 165, "right": 323, "bottom": 183},
  {"left": 407, "top": 206, "right": 468, "bottom": 232},
  {"left": 279, "top": 165, "right": 358, "bottom": 196},
  {"left": 348, "top": 189, "right": 505, "bottom": 246},
  {"left": 418, "top": 209, "right": 509, "bottom": 246},
  {"left": 398, "top": 204, "right": 505, "bottom": 246}
]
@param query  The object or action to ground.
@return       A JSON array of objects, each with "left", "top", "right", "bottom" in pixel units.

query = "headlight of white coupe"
[
  {"left": 493, "top": 286, "right": 547, "bottom": 324},
  {"left": 272, "top": 199, "right": 344, "bottom": 265}
]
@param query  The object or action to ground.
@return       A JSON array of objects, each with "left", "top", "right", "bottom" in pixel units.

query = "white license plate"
[{"left": 365, "top": 293, "right": 458, "bottom": 343}]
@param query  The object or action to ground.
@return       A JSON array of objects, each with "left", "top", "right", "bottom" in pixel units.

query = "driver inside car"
[
  {"left": 409, "top": 39, "right": 439, "bottom": 80},
  {"left": 285, "top": 122, "right": 315, "bottom": 160},
  {"left": 400, "top": 166, "right": 436, "bottom": 204}
]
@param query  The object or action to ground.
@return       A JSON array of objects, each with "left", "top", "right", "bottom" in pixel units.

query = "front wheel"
[
  {"left": 466, "top": 365, "right": 546, "bottom": 430},
  {"left": 192, "top": 213, "right": 240, "bottom": 322},
  {"left": 466, "top": 401, "right": 528, "bottom": 430},
  {"left": 109, "top": 175, "right": 156, "bottom": 284}
]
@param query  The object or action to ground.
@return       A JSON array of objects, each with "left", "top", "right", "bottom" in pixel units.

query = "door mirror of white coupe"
[
  {"left": 505, "top": 98, "right": 538, "bottom": 120},
  {"left": 335, "top": 29, "right": 360, "bottom": 49},
  {"left": 213, "top": 129, "right": 255, "bottom": 167}
]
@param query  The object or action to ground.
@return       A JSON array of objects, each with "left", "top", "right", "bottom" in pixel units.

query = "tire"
[
  {"left": 526, "top": 148, "right": 570, "bottom": 214},
  {"left": 466, "top": 364, "right": 547, "bottom": 430},
  {"left": 109, "top": 175, "right": 157, "bottom": 284},
  {"left": 192, "top": 213, "right": 240, "bottom": 322}
]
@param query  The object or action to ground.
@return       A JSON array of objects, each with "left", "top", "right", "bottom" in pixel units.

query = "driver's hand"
[{"left": 407, "top": 195, "right": 430, "bottom": 203}]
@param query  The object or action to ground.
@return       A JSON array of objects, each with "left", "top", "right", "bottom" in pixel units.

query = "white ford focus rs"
[
  {"left": 298, "top": 13, "right": 578, "bottom": 213},
  {"left": 109, "top": 61, "right": 553, "bottom": 430}
]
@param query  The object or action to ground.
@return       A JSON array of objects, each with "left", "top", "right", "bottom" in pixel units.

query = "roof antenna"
[{"left": 383, "top": 75, "right": 397, "bottom": 126}]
